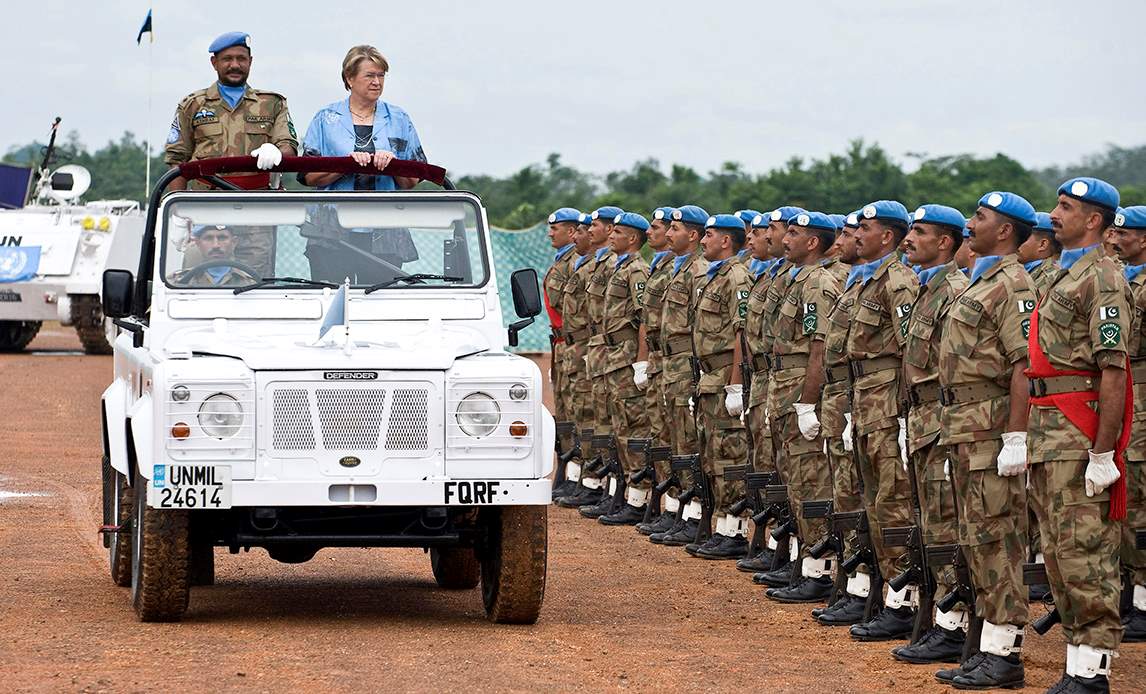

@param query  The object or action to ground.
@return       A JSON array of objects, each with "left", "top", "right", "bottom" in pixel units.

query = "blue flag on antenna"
[
  {"left": 136, "top": 9, "right": 153, "bottom": 45},
  {"left": 318, "top": 280, "right": 349, "bottom": 339}
]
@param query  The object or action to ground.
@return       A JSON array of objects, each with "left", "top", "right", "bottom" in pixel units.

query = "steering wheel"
[{"left": 177, "top": 258, "right": 261, "bottom": 284}]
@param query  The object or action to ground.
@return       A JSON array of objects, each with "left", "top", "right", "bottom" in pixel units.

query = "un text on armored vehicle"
[{"left": 99, "top": 156, "right": 554, "bottom": 623}]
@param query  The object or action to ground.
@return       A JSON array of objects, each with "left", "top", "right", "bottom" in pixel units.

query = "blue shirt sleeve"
[
  {"left": 302, "top": 110, "right": 325, "bottom": 156},
  {"left": 403, "top": 112, "right": 426, "bottom": 162}
]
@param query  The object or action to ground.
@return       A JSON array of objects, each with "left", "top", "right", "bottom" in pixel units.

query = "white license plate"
[{"left": 148, "top": 464, "right": 232, "bottom": 509}]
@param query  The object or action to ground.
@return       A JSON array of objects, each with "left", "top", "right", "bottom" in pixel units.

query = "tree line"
[{"left": 5, "top": 132, "right": 1145, "bottom": 227}]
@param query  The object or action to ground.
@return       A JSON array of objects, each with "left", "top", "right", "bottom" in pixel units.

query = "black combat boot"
[
  {"left": 697, "top": 534, "right": 749, "bottom": 560},
  {"left": 684, "top": 533, "right": 720, "bottom": 557},
  {"left": 951, "top": 652, "right": 1024, "bottom": 690},
  {"left": 815, "top": 594, "right": 867, "bottom": 626},
  {"left": 658, "top": 518, "right": 700, "bottom": 546},
  {"left": 736, "top": 547, "right": 774, "bottom": 573},
  {"left": 813, "top": 594, "right": 849, "bottom": 619},
  {"left": 752, "top": 565, "right": 794, "bottom": 588},
  {"left": 555, "top": 483, "right": 601, "bottom": 508},
  {"left": 935, "top": 652, "right": 984, "bottom": 685},
  {"left": 891, "top": 625, "right": 965, "bottom": 664},
  {"left": 849, "top": 606, "right": 914, "bottom": 641},
  {"left": 1123, "top": 606, "right": 1146, "bottom": 642},
  {"left": 578, "top": 493, "right": 614, "bottom": 519},
  {"left": 1052, "top": 675, "right": 1110, "bottom": 693},
  {"left": 551, "top": 478, "right": 577, "bottom": 500},
  {"left": 599, "top": 503, "right": 646, "bottom": 526},
  {"left": 766, "top": 576, "right": 833, "bottom": 603},
  {"left": 638, "top": 511, "right": 676, "bottom": 536}
]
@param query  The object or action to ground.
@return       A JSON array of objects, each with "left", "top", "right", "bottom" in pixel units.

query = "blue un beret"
[
  {"left": 1033, "top": 212, "right": 1054, "bottom": 234},
  {"left": 547, "top": 207, "right": 581, "bottom": 224},
  {"left": 736, "top": 209, "right": 762, "bottom": 225},
  {"left": 860, "top": 200, "right": 911, "bottom": 225},
  {"left": 1115, "top": 206, "right": 1146, "bottom": 230},
  {"left": 577, "top": 212, "right": 592, "bottom": 226},
  {"left": 209, "top": 31, "right": 252, "bottom": 54},
  {"left": 792, "top": 211, "right": 837, "bottom": 232},
  {"left": 652, "top": 206, "right": 677, "bottom": 222},
  {"left": 844, "top": 211, "right": 862, "bottom": 229},
  {"left": 591, "top": 206, "right": 624, "bottom": 222},
  {"left": 827, "top": 213, "right": 847, "bottom": 230},
  {"left": 1058, "top": 177, "right": 1120, "bottom": 211},
  {"left": 768, "top": 206, "right": 807, "bottom": 224},
  {"left": 705, "top": 214, "right": 746, "bottom": 231},
  {"left": 911, "top": 204, "right": 966, "bottom": 230},
  {"left": 978, "top": 191, "right": 1037, "bottom": 226},
  {"left": 614, "top": 212, "right": 651, "bottom": 232},
  {"left": 672, "top": 205, "right": 709, "bottom": 225},
  {"left": 190, "top": 223, "right": 231, "bottom": 238}
]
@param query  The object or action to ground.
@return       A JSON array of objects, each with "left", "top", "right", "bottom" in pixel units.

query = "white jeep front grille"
[{"left": 268, "top": 382, "right": 431, "bottom": 454}]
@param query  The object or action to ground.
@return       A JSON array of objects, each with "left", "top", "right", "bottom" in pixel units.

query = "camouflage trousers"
[
  {"left": 911, "top": 440, "right": 959, "bottom": 605},
  {"left": 645, "top": 367, "right": 673, "bottom": 484},
  {"left": 551, "top": 342, "right": 576, "bottom": 458},
  {"left": 569, "top": 349, "right": 594, "bottom": 458},
  {"left": 855, "top": 422, "right": 913, "bottom": 581},
  {"left": 777, "top": 411, "right": 831, "bottom": 557},
  {"left": 1122, "top": 461, "right": 1146, "bottom": 584},
  {"left": 605, "top": 366, "right": 650, "bottom": 490},
  {"left": 698, "top": 392, "right": 748, "bottom": 515},
  {"left": 748, "top": 403, "right": 775, "bottom": 474},
  {"left": 663, "top": 373, "right": 698, "bottom": 491},
  {"left": 1029, "top": 458, "right": 1122, "bottom": 649},
  {"left": 828, "top": 434, "right": 864, "bottom": 558},
  {"left": 950, "top": 439, "right": 1028, "bottom": 626}
]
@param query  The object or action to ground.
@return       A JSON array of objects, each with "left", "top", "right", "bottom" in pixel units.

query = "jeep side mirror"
[
  {"left": 102, "top": 269, "right": 134, "bottom": 319},
  {"left": 507, "top": 268, "right": 542, "bottom": 348}
]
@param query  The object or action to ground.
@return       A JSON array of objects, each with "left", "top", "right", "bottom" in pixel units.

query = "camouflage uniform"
[
  {"left": 167, "top": 265, "right": 257, "bottom": 287},
  {"left": 846, "top": 254, "right": 919, "bottom": 581},
  {"left": 561, "top": 255, "right": 596, "bottom": 463},
  {"left": 744, "top": 264, "right": 776, "bottom": 475},
  {"left": 165, "top": 83, "right": 296, "bottom": 276},
  {"left": 1124, "top": 266, "right": 1146, "bottom": 587},
  {"left": 1028, "top": 257, "right": 1059, "bottom": 300},
  {"left": 1027, "top": 247, "right": 1131, "bottom": 650},
  {"left": 643, "top": 252, "right": 676, "bottom": 479},
  {"left": 760, "top": 262, "right": 793, "bottom": 481},
  {"left": 937, "top": 256, "right": 1034, "bottom": 626},
  {"left": 823, "top": 257, "right": 851, "bottom": 288},
  {"left": 544, "top": 245, "right": 578, "bottom": 438},
  {"left": 602, "top": 253, "right": 652, "bottom": 488},
  {"left": 692, "top": 259, "right": 752, "bottom": 514},
  {"left": 771, "top": 263, "right": 840, "bottom": 556},
  {"left": 586, "top": 248, "right": 617, "bottom": 445},
  {"left": 903, "top": 262, "right": 967, "bottom": 605},
  {"left": 660, "top": 254, "right": 708, "bottom": 460},
  {"left": 824, "top": 276, "right": 865, "bottom": 557}
]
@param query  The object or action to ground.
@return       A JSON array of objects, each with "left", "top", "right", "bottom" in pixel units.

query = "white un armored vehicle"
[
  {"left": 99, "top": 156, "right": 553, "bottom": 623},
  {"left": 0, "top": 119, "right": 144, "bottom": 353}
]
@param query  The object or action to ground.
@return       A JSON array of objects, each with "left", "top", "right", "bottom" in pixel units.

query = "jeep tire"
[
  {"left": 0, "top": 320, "right": 40, "bottom": 352},
  {"left": 71, "top": 294, "right": 114, "bottom": 355},
  {"left": 107, "top": 464, "right": 134, "bottom": 587},
  {"left": 480, "top": 505, "right": 547, "bottom": 624},
  {"left": 430, "top": 546, "right": 480, "bottom": 589},
  {"left": 130, "top": 471, "right": 191, "bottom": 622}
]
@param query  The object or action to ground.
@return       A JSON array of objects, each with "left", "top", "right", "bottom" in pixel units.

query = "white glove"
[
  {"left": 898, "top": 417, "right": 908, "bottom": 471},
  {"left": 944, "top": 458, "right": 951, "bottom": 482},
  {"left": 688, "top": 396, "right": 695, "bottom": 416},
  {"left": 842, "top": 412, "right": 854, "bottom": 452},
  {"left": 251, "top": 142, "right": 283, "bottom": 170},
  {"left": 632, "top": 361, "right": 649, "bottom": 390},
  {"left": 794, "top": 403, "right": 820, "bottom": 441},
  {"left": 724, "top": 384, "right": 744, "bottom": 417},
  {"left": 996, "top": 431, "right": 1028, "bottom": 477},
  {"left": 1085, "top": 449, "right": 1121, "bottom": 497}
]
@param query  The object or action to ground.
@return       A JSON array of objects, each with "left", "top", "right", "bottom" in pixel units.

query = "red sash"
[
  {"left": 1025, "top": 301, "right": 1131, "bottom": 520},
  {"left": 543, "top": 285, "right": 563, "bottom": 333}
]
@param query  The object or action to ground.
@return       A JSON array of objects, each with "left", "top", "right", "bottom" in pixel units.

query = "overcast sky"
[{"left": 2, "top": 0, "right": 1143, "bottom": 178}]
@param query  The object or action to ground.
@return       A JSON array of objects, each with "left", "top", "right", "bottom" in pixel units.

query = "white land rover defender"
[{"left": 100, "top": 156, "right": 553, "bottom": 623}]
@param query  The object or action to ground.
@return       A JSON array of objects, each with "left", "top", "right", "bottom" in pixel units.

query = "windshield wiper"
[
  {"left": 364, "top": 274, "right": 464, "bottom": 294},
  {"left": 233, "top": 277, "right": 339, "bottom": 294}
]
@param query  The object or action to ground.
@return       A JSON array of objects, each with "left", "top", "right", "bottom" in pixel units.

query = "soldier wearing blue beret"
[{"left": 1017, "top": 212, "right": 1061, "bottom": 299}]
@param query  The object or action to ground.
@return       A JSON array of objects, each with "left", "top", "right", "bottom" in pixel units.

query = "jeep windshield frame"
[{"left": 156, "top": 192, "right": 491, "bottom": 293}]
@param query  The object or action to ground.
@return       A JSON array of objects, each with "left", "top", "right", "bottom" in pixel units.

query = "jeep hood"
[{"left": 163, "top": 320, "right": 491, "bottom": 370}]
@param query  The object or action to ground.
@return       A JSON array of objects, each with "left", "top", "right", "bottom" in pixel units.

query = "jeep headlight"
[
  {"left": 456, "top": 392, "right": 500, "bottom": 438},
  {"left": 198, "top": 393, "right": 243, "bottom": 439}
]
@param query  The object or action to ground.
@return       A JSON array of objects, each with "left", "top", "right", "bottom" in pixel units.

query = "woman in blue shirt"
[{"left": 299, "top": 44, "right": 427, "bottom": 283}]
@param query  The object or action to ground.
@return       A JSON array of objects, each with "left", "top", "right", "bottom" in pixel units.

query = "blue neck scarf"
[
  {"left": 594, "top": 246, "right": 610, "bottom": 262},
  {"left": 217, "top": 82, "right": 246, "bottom": 109},
  {"left": 854, "top": 252, "right": 895, "bottom": 287},
  {"left": 205, "top": 266, "right": 230, "bottom": 284},
  {"left": 917, "top": 264, "right": 943, "bottom": 288},
  {"left": 768, "top": 258, "right": 786, "bottom": 278},
  {"left": 845, "top": 266, "right": 864, "bottom": 290},
  {"left": 554, "top": 243, "right": 575, "bottom": 262},
  {"left": 574, "top": 254, "right": 591, "bottom": 271},
  {"left": 650, "top": 250, "right": 671, "bottom": 273},
  {"left": 1059, "top": 243, "right": 1100, "bottom": 271},
  {"left": 911, "top": 264, "right": 923, "bottom": 275},
  {"left": 970, "top": 255, "right": 1002, "bottom": 285},
  {"left": 706, "top": 258, "right": 728, "bottom": 280},
  {"left": 673, "top": 253, "right": 691, "bottom": 275},
  {"left": 1125, "top": 263, "right": 1146, "bottom": 283},
  {"left": 614, "top": 253, "right": 631, "bottom": 271},
  {"left": 748, "top": 259, "right": 766, "bottom": 278},
  {"left": 1023, "top": 259, "right": 1043, "bottom": 273}
]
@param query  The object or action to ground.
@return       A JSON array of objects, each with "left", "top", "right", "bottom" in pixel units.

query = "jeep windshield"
[{"left": 160, "top": 194, "right": 489, "bottom": 291}]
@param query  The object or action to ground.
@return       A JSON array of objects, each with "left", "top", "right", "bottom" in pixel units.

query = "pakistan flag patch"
[
  {"left": 1099, "top": 322, "right": 1121, "bottom": 347},
  {"left": 635, "top": 281, "right": 646, "bottom": 306},
  {"left": 803, "top": 313, "right": 818, "bottom": 335},
  {"left": 737, "top": 289, "right": 749, "bottom": 319}
]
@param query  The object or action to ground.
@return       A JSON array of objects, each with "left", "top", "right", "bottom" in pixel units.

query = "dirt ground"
[{"left": 0, "top": 329, "right": 1141, "bottom": 693}]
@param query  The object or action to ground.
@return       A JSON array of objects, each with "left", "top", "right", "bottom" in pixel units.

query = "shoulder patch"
[
  {"left": 895, "top": 303, "right": 912, "bottom": 318},
  {"left": 1099, "top": 322, "right": 1121, "bottom": 347},
  {"left": 1017, "top": 299, "right": 1036, "bottom": 314},
  {"left": 1098, "top": 306, "right": 1120, "bottom": 320}
]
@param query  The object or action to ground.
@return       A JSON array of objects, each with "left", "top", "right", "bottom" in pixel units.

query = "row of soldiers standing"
[{"left": 542, "top": 177, "right": 1145, "bottom": 693}]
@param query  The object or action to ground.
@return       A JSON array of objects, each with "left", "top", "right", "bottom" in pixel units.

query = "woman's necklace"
[{"left": 350, "top": 103, "right": 376, "bottom": 148}]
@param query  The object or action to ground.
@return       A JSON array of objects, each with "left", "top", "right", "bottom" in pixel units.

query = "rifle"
[
  {"left": 1137, "top": 528, "right": 1146, "bottom": 550},
  {"left": 592, "top": 434, "right": 624, "bottom": 513},
  {"left": 1023, "top": 562, "right": 1060, "bottom": 635},
  {"left": 881, "top": 448, "right": 935, "bottom": 644},
  {"left": 744, "top": 471, "right": 778, "bottom": 557},
  {"left": 765, "top": 484, "right": 798, "bottom": 580},
  {"left": 933, "top": 544, "right": 981, "bottom": 662},
  {"left": 554, "top": 421, "right": 578, "bottom": 486},
  {"left": 840, "top": 510, "right": 884, "bottom": 622},
  {"left": 671, "top": 453, "right": 712, "bottom": 543},
  {"left": 738, "top": 332, "right": 755, "bottom": 468},
  {"left": 805, "top": 499, "right": 851, "bottom": 605},
  {"left": 628, "top": 438, "right": 671, "bottom": 522}
]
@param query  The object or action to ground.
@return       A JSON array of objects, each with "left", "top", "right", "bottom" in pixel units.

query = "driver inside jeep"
[{"left": 168, "top": 224, "right": 260, "bottom": 287}]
